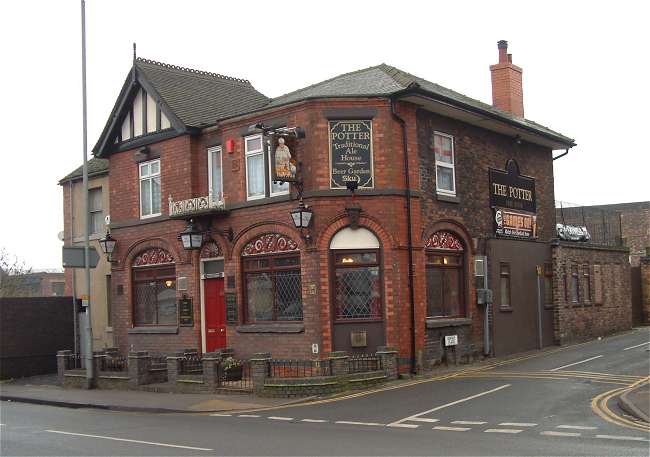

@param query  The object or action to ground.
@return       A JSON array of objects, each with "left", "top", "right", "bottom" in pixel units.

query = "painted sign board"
[
  {"left": 494, "top": 208, "right": 538, "bottom": 239},
  {"left": 179, "top": 297, "right": 193, "bottom": 326},
  {"left": 489, "top": 159, "right": 536, "bottom": 213},
  {"left": 329, "top": 120, "right": 374, "bottom": 189},
  {"left": 225, "top": 293, "right": 238, "bottom": 324},
  {"left": 269, "top": 134, "right": 300, "bottom": 183}
]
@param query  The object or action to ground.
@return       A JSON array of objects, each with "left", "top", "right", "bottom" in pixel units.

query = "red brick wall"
[{"left": 551, "top": 242, "right": 632, "bottom": 344}]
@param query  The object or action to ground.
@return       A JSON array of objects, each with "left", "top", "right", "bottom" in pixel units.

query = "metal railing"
[
  {"left": 348, "top": 354, "right": 382, "bottom": 374},
  {"left": 68, "top": 353, "right": 83, "bottom": 369},
  {"left": 269, "top": 359, "right": 331, "bottom": 378},
  {"left": 555, "top": 201, "right": 623, "bottom": 247},
  {"left": 150, "top": 354, "right": 168, "bottom": 370},
  {"left": 179, "top": 355, "right": 203, "bottom": 375},
  {"left": 168, "top": 194, "right": 225, "bottom": 217},
  {"left": 101, "top": 355, "right": 128, "bottom": 372},
  {"left": 218, "top": 359, "right": 252, "bottom": 391}
]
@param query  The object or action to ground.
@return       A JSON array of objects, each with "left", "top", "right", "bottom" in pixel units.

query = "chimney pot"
[{"left": 497, "top": 40, "right": 508, "bottom": 63}]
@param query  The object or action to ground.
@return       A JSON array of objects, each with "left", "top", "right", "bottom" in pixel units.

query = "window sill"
[
  {"left": 128, "top": 326, "right": 178, "bottom": 334},
  {"left": 436, "top": 193, "right": 460, "bottom": 204},
  {"left": 499, "top": 306, "right": 514, "bottom": 313},
  {"left": 236, "top": 323, "right": 304, "bottom": 334},
  {"left": 426, "top": 317, "right": 472, "bottom": 329}
]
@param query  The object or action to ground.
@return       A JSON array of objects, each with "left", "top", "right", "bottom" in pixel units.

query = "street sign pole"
[{"left": 80, "top": 0, "right": 95, "bottom": 388}]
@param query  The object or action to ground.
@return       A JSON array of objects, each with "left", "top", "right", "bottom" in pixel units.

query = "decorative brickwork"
[
  {"left": 132, "top": 248, "right": 174, "bottom": 266},
  {"left": 242, "top": 233, "right": 298, "bottom": 256},
  {"left": 200, "top": 241, "right": 222, "bottom": 259}
]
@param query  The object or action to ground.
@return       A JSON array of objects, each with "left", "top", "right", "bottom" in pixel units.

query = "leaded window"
[
  {"left": 133, "top": 265, "right": 176, "bottom": 325},
  {"left": 333, "top": 251, "right": 382, "bottom": 320},
  {"left": 243, "top": 253, "right": 302, "bottom": 322}
]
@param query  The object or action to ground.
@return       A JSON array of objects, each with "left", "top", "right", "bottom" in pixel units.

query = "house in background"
[
  {"left": 59, "top": 158, "right": 113, "bottom": 350},
  {"left": 0, "top": 270, "right": 65, "bottom": 297}
]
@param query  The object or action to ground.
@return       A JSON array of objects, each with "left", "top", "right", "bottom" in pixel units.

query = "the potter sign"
[
  {"left": 489, "top": 159, "right": 536, "bottom": 213},
  {"left": 494, "top": 208, "right": 537, "bottom": 239},
  {"left": 556, "top": 224, "right": 591, "bottom": 242},
  {"left": 329, "top": 120, "right": 374, "bottom": 189}
]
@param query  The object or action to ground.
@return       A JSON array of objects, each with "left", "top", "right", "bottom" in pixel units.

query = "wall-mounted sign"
[
  {"left": 179, "top": 297, "right": 193, "bottom": 326},
  {"left": 489, "top": 159, "right": 536, "bottom": 213},
  {"left": 444, "top": 335, "right": 458, "bottom": 346},
  {"left": 225, "top": 293, "right": 238, "bottom": 324},
  {"left": 329, "top": 120, "right": 373, "bottom": 189},
  {"left": 556, "top": 224, "right": 591, "bottom": 242},
  {"left": 269, "top": 134, "right": 299, "bottom": 183},
  {"left": 494, "top": 208, "right": 538, "bottom": 239}
]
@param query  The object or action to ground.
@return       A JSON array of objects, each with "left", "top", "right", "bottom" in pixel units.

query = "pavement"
[{"left": 619, "top": 381, "right": 650, "bottom": 423}]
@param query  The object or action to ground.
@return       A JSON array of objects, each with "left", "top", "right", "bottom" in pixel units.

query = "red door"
[{"left": 204, "top": 278, "right": 227, "bottom": 352}]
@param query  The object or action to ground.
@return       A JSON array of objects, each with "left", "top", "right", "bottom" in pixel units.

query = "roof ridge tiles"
[{"left": 135, "top": 57, "right": 251, "bottom": 85}]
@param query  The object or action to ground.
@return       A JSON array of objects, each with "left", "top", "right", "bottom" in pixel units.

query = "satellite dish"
[
  {"left": 104, "top": 214, "right": 111, "bottom": 225},
  {"left": 57, "top": 231, "right": 65, "bottom": 241}
]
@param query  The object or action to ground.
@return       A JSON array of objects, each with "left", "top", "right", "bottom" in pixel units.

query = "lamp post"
[
  {"left": 179, "top": 219, "right": 203, "bottom": 250},
  {"left": 290, "top": 198, "right": 313, "bottom": 242},
  {"left": 98, "top": 230, "right": 116, "bottom": 261}
]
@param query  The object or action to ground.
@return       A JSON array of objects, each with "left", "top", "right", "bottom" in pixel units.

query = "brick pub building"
[{"left": 92, "top": 41, "right": 630, "bottom": 373}]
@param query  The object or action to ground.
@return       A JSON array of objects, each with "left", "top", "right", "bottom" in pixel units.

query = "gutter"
[
  {"left": 390, "top": 96, "right": 418, "bottom": 375},
  {"left": 552, "top": 148, "right": 570, "bottom": 161}
]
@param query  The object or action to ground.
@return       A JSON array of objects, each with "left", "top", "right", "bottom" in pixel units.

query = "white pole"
[{"left": 81, "top": 0, "right": 95, "bottom": 388}]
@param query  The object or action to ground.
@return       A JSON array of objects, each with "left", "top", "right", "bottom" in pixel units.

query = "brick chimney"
[{"left": 490, "top": 40, "right": 524, "bottom": 118}]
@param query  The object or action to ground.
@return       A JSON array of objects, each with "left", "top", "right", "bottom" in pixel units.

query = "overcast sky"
[{"left": 1, "top": 0, "right": 647, "bottom": 270}]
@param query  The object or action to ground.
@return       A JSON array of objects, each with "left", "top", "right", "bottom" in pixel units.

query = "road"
[{"left": 1, "top": 328, "right": 649, "bottom": 456}]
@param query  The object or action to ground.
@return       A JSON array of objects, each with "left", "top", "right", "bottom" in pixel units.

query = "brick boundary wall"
[
  {"left": 1, "top": 296, "right": 74, "bottom": 379},
  {"left": 641, "top": 254, "right": 650, "bottom": 324},
  {"left": 551, "top": 241, "right": 632, "bottom": 345}
]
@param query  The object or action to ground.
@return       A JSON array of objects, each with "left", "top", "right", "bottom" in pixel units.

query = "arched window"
[
  {"left": 241, "top": 233, "right": 302, "bottom": 322},
  {"left": 132, "top": 248, "right": 176, "bottom": 326},
  {"left": 330, "top": 228, "right": 382, "bottom": 321},
  {"left": 425, "top": 231, "right": 465, "bottom": 318}
]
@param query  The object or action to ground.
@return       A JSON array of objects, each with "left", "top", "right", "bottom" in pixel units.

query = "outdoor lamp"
[
  {"left": 179, "top": 219, "right": 203, "bottom": 250},
  {"left": 99, "top": 230, "right": 117, "bottom": 261},
  {"left": 290, "top": 199, "right": 313, "bottom": 229}
]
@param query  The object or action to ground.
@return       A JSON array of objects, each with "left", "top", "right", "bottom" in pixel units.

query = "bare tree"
[{"left": 0, "top": 248, "right": 33, "bottom": 297}]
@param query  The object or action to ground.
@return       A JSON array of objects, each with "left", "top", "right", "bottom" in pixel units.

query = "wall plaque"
[
  {"left": 179, "top": 297, "right": 193, "bottom": 326},
  {"left": 225, "top": 293, "right": 238, "bottom": 324},
  {"left": 494, "top": 208, "right": 538, "bottom": 239},
  {"left": 489, "top": 159, "right": 536, "bottom": 213},
  {"left": 329, "top": 120, "right": 373, "bottom": 189}
]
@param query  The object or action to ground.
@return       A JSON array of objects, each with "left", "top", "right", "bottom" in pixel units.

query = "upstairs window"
[
  {"left": 433, "top": 132, "right": 456, "bottom": 196},
  {"left": 208, "top": 146, "right": 223, "bottom": 203},
  {"left": 89, "top": 187, "right": 103, "bottom": 235},
  {"left": 245, "top": 134, "right": 290, "bottom": 200},
  {"left": 139, "top": 159, "right": 161, "bottom": 218}
]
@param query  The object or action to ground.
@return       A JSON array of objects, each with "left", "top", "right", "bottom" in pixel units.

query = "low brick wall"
[
  {"left": 551, "top": 241, "right": 632, "bottom": 345},
  {"left": 424, "top": 319, "right": 481, "bottom": 370},
  {"left": 261, "top": 371, "right": 387, "bottom": 398}
]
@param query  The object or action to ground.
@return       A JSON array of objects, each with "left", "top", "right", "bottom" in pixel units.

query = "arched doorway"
[{"left": 330, "top": 227, "right": 385, "bottom": 353}]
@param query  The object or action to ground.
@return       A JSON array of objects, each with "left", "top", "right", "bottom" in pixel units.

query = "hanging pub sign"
[
  {"left": 489, "top": 159, "right": 536, "bottom": 213},
  {"left": 329, "top": 120, "right": 374, "bottom": 189},
  {"left": 269, "top": 133, "right": 300, "bottom": 183},
  {"left": 494, "top": 208, "right": 538, "bottom": 239}
]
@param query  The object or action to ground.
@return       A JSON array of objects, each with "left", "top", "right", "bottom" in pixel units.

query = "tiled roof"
[
  {"left": 267, "top": 64, "right": 574, "bottom": 146},
  {"left": 135, "top": 58, "right": 269, "bottom": 127},
  {"left": 59, "top": 158, "right": 109, "bottom": 184}
]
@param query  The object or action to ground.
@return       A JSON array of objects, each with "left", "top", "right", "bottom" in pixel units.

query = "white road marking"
[
  {"left": 433, "top": 426, "right": 471, "bottom": 432},
  {"left": 409, "top": 418, "right": 440, "bottom": 423},
  {"left": 541, "top": 431, "right": 581, "bottom": 437},
  {"left": 238, "top": 414, "right": 261, "bottom": 418},
  {"left": 623, "top": 342, "right": 650, "bottom": 351},
  {"left": 335, "top": 421, "right": 385, "bottom": 427},
  {"left": 388, "top": 384, "right": 511, "bottom": 426},
  {"left": 484, "top": 428, "right": 523, "bottom": 434},
  {"left": 550, "top": 355, "right": 603, "bottom": 371},
  {"left": 557, "top": 425, "right": 598, "bottom": 430},
  {"left": 452, "top": 421, "right": 487, "bottom": 425},
  {"left": 595, "top": 434, "right": 650, "bottom": 442},
  {"left": 268, "top": 416, "right": 293, "bottom": 421},
  {"left": 387, "top": 423, "right": 420, "bottom": 428},
  {"left": 301, "top": 419, "right": 328, "bottom": 423},
  {"left": 209, "top": 413, "right": 231, "bottom": 417},
  {"left": 44, "top": 430, "right": 213, "bottom": 451},
  {"left": 499, "top": 422, "right": 537, "bottom": 427}
]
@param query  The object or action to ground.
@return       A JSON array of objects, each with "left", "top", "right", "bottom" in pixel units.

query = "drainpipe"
[
  {"left": 552, "top": 148, "right": 570, "bottom": 161},
  {"left": 390, "top": 97, "right": 417, "bottom": 375}
]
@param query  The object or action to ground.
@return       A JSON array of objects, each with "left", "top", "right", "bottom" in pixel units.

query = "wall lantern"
[
  {"left": 290, "top": 198, "right": 313, "bottom": 243},
  {"left": 98, "top": 230, "right": 117, "bottom": 261},
  {"left": 179, "top": 219, "right": 203, "bottom": 250}
]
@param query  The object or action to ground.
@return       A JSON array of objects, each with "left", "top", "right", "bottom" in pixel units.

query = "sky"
[{"left": 1, "top": 0, "right": 648, "bottom": 270}]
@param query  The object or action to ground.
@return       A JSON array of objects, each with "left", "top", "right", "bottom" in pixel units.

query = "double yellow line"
[
  {"left": 591, "top": 376, "right": 650, "bottom": 433},
  {"left": 455, "top": 370, "right": 644, "bottom": 386}
]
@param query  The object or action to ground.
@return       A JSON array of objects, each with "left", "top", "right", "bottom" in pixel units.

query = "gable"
[{"left": 116, "top": 85, "right": 174, "bottom": 144}]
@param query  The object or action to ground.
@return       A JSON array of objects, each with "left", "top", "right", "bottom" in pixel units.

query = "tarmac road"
[{"left": 1, "top": 328, "right": 649, "bottom": 456}]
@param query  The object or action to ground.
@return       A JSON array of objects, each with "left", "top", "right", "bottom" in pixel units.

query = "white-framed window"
[
  {"left": 433, "top": 131, "right": 456, "bottom": 196},
  {"left": 208, "top": 146, "right": 223, "bottom": 204},
  {"left": 245, "top": 134, "right": 265, "bottom": 200},
  {"left": 139, "top": 159, "right": 161, "bottom": 218},
  {"left": 88, "top": 187, "right": 103, "bottom": 235}
]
